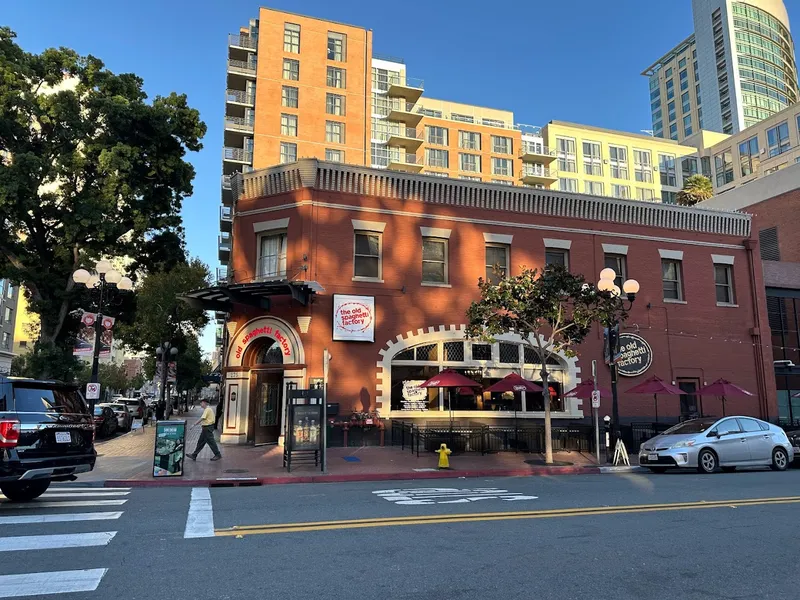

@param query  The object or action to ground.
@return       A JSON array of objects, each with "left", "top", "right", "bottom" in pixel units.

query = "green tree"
[
  {"left": 677, "top": 174, "right": 714, "bottom": 206},
  {"left": 77, "top": 362, "right": 129, "bottom": 395},
  {"left": 176, "top": 335, "right": 211, "bottom": 393},
  {"left": 465, "top": 266, "right": 626, "bottom": 464},
  {"left": 0, "top": 28, "right": 206, "bottom": 377},
  {"left": 129, "top": 372, "right": 146, "bottom": 391}
]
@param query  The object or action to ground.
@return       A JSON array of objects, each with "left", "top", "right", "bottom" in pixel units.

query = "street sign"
[
  {"left": 591, "top": 390, "right": 601, "bottom": 408},
  {"left": 86, "top": 383, "right": 101, "bottom": 400}
]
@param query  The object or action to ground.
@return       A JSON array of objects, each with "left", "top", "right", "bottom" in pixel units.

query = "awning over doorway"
[{"left": 180, "top": 280, "right": 324, "bottom": 312}]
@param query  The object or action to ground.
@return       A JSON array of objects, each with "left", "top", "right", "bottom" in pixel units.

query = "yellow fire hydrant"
[{"left": 436, "top": 443, "right": 452, "bottom": 469}]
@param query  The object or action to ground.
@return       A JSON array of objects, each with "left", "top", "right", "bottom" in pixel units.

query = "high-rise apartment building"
[
  {"left": 644, "top": 0, "right": 797, "bottom": 141},
  {"left": 0, "top": 279, "right": 18, "bottom": 374}
]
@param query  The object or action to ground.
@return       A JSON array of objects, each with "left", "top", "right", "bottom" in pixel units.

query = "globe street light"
[
  {"left": 72, "top": 259, "right": 132, "bottom": 410},
  {"left": 596, "top": 268, "right": 640, "bottom": 453}
]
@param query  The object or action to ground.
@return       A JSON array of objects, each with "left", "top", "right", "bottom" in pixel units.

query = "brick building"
[
  {"left": 189, "top": 159, "right": 776, "bottom": 445},
  {"left": 702, "top": 162, "right": 800, "bottom": 424}
]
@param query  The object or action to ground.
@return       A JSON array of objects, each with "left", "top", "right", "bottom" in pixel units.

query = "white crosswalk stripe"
[{"left": 0, "top": 487, "right": 129, "bottom": 597}]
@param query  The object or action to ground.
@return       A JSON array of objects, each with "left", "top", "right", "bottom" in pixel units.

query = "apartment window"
[
  {"left": 604, "top": 254, "right": 627, "bottom": 289},
  {"left": 767, "top": 122, "right": 790, "bottom": 157},
  {"left": 668, "top": 101, "right": 676, "bottom": 122},
  {"left": 662, "top": 191, "right": 678, "bottom": 204},
  {"left": 283, "top": 59, "right": 300, "bottom": 81},
  {"left": 426, "top": 148, "right": 449, "bottom": 169},
  {"left": 485, "top": 245, "right": 509, "bottom": 284},
  {"left": 665, "top": 68, "right": 672, "bottom": 78},
  {"left": 556, "top": 137, "right": 577, "bottom": 172},
  {"left": 545, "top": 249, "right": 569, "bottom": 270},
  {"left": 582, "top": 141, "right": 602, "bottom": 176},
  {"left": 1, "top": 332, "right": 9, "bottom": 350},
  {"left": 326, "top": 66, "right": 346, "bottom": 89},
  {"left": 419, "top": 108, "right": 443, "bottom": 118},
  {"left": 559, "top": 178, "right": 578, "bottom": 193},
  {"left": 325, "top": 148, "right": 344, "bottom": 162},
  {"left": 609, "top": 146, "right": 628, "bottom": 179},
  {"left": 739, "top": 136, "right": 760, "bottom": 176},
  {"left": 682, "top": 157, "right": 698, "bottom": 177},
  {"left": 681, "top": 91, "right": 691, "bottom": 114},
  {"left": 678, "top": 58, "right": 686, "bottom": 68},
  {"left": 426, "top": 126, "right": 448, "bottom": 146},
  {"left": 461, "top": 175, "right": 482, "bottom": 181},
  {"left": 492, "top": 135, "right": 512, "bottom": 155},
  {"left": 5, "top": 285, "right": 10, "bottom": 299},
  {"left": 283, "top": 23, "right": 300, "bottom": 53},
  {"left": 714, "top": 264, "right": 735, "bottom": 305},
  {"left": 662, "top": 259, "right": 683, "bottom": 301},
  {"left": 325, "top": 121, "right": 344, "bottom": 144},
  {"left": 611, "top": 184, "right": 631, "bottom": 199},
  {"left": 258, "top": 232, "right": 287, "bottom": 280},
  {"left": 281, "top": 86, "right": 298, "bottom": 108},
  {"left": 636, "top": 188, "right": 655, "bottom": 201},
  {"left": 279, "top": 142, "right": 297, "bottom": 164},
  {"left": 666, "top": 79, "right": 674, "bottom": 100},
  {"left": 491, "top": 157, "right": 512, "bottom": 177},
  {"left": 669, "top": 123, "right": 678, "bottom": 140},
  {"left": 326, "top": 93, "right": 345, "bottom": 116},
  {"left": 634, "top": 150, "right": 653, "bottom": 183},
  {"left": 422, "top": 238, "right": 448, "bottom": 284},
  {"left": 280, "top": 113, "right": 297, "bottom": 137},
  {"left": 683, "top": 115, "right": 693, "bottom": 137},
  {"left": 327, "top": 32, "right": 346, "bottom": 61},
  {"left": 679, "top": 70, "right": 688, "bottom": 91},
  {"left": 459, "top": 153, "right": 481, "bottom": 173},
  {"left": 658, "top": 154, "right": 677, "bottom": 186},
  {"left": 354, "top": 232, "right": 381, "bottom": 279},
  {"left": 584, "top": 181, "right": 604, "bottom": 195},
  {"left": 3, "top": 306, "right": 11, "bottom": 323},
  {"left": 459, "top": 131, "right": 480, "bottom": 150},
  {"left": 714, "top": 150, "right": 734, "bottom": 186}
]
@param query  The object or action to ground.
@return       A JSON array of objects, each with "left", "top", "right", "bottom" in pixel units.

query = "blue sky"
[{"left": 6, "top": 0, "right": 799, "bottom": 354}]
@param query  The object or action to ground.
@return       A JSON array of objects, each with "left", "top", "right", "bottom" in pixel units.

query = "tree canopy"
[
  {"left": 0, "top": 28, "right": 206, "bottom": 377},
  {"left": 677, "top": 174, "right": 714, "bottom": 206},
  {"left": 466, "top": 266, "right": 626, "bottom": 463}
]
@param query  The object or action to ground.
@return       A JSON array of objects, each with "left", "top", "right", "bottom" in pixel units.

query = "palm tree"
[{"left": 677, "top": 174, "right": 714, "bottom": 206}]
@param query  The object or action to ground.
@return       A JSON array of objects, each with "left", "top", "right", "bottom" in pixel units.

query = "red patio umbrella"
[
  {"left": 697, "top": 379, "right": 753, "bottom": 417},
  {"left": 419, "top": 369, "right": 483, "bottom": 427},
  {"left": 565, "top": 378, "right": 613, "bottom": 401},
  {"left": 624, "top": 376, "right": 685, "bottom": 424},
  {"left": 484, "top": 373, "right": 544, "bottom": 433}
]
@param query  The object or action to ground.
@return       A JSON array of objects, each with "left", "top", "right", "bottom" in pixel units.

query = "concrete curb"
[{"left": 95, "top": 464, "right": 648, "bottom": 488}]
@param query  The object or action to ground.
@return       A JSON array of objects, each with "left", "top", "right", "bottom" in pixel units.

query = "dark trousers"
[{"left": 192, "top": 425, "right": 221, "bottom": 458}]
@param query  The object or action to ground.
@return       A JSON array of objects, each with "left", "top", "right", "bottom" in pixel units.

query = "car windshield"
[
  {"left": 15, "top": 385, "right": 88, "bottom": 414},
  {"left": 662, "top": 419, "right": 718, "bottom": 435}
]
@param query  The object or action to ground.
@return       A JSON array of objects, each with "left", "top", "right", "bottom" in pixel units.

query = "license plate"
[
  {"left": 55, "top": 431, "right": 72, "bottom": 444},
  {"left": 648, "top": 453, "right": 658, "bottom": 461}
]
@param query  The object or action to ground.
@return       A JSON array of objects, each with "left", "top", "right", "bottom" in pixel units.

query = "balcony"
[
  {"left": 229, "top": 34, "right": 257, "bottom": 51},
  {"left": 388, "top": 100, "right": 423, "bottom": 126},
  {"left": 387, "top": 127, "right": 423, "bottom": 151},
  {"left": 387, "top": 153, "right": 423, "bottom": 173},
  {"left": 224, "top": 115, "right": 254, "bottom": 134},
  {"left": 215, "top": 267, "right": 228, "bottom": 286},
  {"left": 387, "top": 75, "right": 424, "bottom": 103},
  {"left": 227, "top": 59, "right": 257, "bottom": 78},
  {"left": 520, "top": 143, "right": 556, "bottom": 164},
  {"left": 223, "top": 147, "right": 253, "bottom": 164},
  {"left": 520, "top": 166, "right": 558, "bottom": 186},
  {"left": 215, "top": 310, "right": 227, "bottom": 325},
  {"left": 218, "top": 233, "right": 231, "bottom": 263},
  {"left": 220, "top": 206, "right": 233, "bottom": 232},
  {"left": 226, "top": 89, "right": 255, "bottom": 106},
  {"left": 256, "top": 253, "right": 287, "bottom": 282}
]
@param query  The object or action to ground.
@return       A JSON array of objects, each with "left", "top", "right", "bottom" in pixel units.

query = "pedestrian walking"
[{"left": 187, "top": 399, "right": 222, "bottom": 462}]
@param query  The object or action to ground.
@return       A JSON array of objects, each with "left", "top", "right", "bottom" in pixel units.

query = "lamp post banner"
[
  {"left": 616, "top": 333, "right": 653, "bottom": 377},
  {"left": 73, "top": 312, "right": 96, "bottom": 356}
]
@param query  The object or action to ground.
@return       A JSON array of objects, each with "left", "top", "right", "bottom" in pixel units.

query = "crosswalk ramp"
[{"left": 0, "top": 487, "right": 129, "bottom": 598}]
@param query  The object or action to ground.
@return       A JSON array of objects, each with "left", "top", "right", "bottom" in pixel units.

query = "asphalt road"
[{"left": 2, "top": 469, "right": 800, "bottom": 599}]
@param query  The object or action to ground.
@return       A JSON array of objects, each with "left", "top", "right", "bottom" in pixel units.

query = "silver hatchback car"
[{"left": 639, "top": 416, "right": 794, "bottom": 474}]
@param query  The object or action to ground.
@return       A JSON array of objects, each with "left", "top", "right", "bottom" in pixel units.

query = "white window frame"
[
  {"left": 325, "top": 120, "right": 345, "bottom": 144},
  {"left": 256, "top": 231, "right": 288, "bottom": 281},
  {"left": 609, "top": 145, "right": 628, "bottom": 179},
  {"left": 326, "top": 93, "right": 345, "bottom": 116},
  {"left": 491, "top": 135, "right": 513, "bottom": 155},
  {"left": 326, "top": 66, "right": 346, "bottom": 89},
  {"left": 459, "top": 153, "right": 481, "bottom": 173},
  {"left": 582, "top": 141, "right": 603, "bottom": 176},
  {"left": 283, "top": 58, "right": 299, "bottom": 81},
  {"left": 281, "top": 86, "right": 298, "bottom": 108},
  {"left": 485, "top": 243, "right": 510, "bottom": 284},
  {"left": 661, "top": 258, "right": 684, "bottom": 302},
  {"left": 325, "top": 148, "right": 344, "bottom": 162},
  {"left": 353, "top": 231, "right": 383, "bottom": 282},
  {"left": 421, "top": 237, "right": 449, "bottom": 286},
  {"left": 280, "top": 113, "right": 298, "bottom": 137},
  {"left": 491, "top": 157, "right": 512, "bottom": 176},
  {"left": 327, "top": 31, "right": 346, "bottom": 62},
  {"left": 279, "top": 141, "right": 297, "bottom": 164},
  {"left": 584, "top": 180, "right": 604, "bottom": 195},
  {"left": 459, "top": 131, "right": 480, "bottom": 150},
  {"left": 557, "top": 137, "right": 577, "bottom": 172},
  {"left": 283, "top": 23, "right": 300, "bottom": 53}
]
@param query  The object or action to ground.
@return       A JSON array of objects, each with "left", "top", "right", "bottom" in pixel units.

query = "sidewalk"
[{"left": 81, "top": 406, "right": 643, "bottom": 487}]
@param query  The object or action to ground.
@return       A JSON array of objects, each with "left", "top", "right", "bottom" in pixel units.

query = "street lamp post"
[
  {"left": 73, "top": 260, "right": 132, "bottom": 411},
  {"left": 156, "top": 342, "right": 179, "bottom": 417},
  {"left": 596, "top": 268, "right": 640, "bottom": 452}
]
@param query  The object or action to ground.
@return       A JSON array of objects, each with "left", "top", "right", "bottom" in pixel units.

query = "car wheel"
[
  {"left": 771, "top": 448, "right": 789, "bottom": 471},
  {"left": 648, "top": 467, "right": 668, "bottom": 474},
  {"left": 0, "top": 479, "right": 51, "bottom": 502},
  {"left": 721, "top": 466, "right": 736, "bottom": 473},
  {"left": 697, "top": 449, "right": 718, "bottom": 474}
]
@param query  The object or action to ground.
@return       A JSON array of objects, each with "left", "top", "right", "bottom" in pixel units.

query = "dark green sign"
[{"left": 153, "top": 420, "right": 186, "bottom": 477}]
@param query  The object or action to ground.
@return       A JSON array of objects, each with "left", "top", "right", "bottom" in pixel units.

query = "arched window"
[{"left": 256, "top": 339, "right": 284, "bottom": 365}]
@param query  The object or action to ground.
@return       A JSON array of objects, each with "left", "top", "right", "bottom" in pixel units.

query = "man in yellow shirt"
[{"left": 187, "top": 400, "right": 222, "bottom": 462}]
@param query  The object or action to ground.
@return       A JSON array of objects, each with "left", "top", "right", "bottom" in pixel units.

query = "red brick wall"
[
  {"left": 230, "top": 187, "right": 777, "bottom": 421},
  {"left": 744, "top": 188, "right": 800, "bottom": 262}
]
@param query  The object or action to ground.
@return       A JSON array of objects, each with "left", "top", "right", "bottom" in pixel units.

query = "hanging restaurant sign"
[
  {"left": 332, "top": 295, "right": 375, "bottom": 342},
  {"left": 616, "top": 333, "right": 653, "bottom": 377}
]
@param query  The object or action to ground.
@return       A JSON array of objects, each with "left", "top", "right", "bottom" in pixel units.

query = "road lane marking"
[
  {"left": 184, "top": 487, "right": 215, "bottom": 538},
  {"left": 373, "top": 488, "right": 538, "bottom": 505},
  {"left": 216, "top": 495, "right": 800, "bottom": 537},
  {"left": 0, "top": 569, "right": 108, "bottom": 598},
  {"left": 36, "top": 491, "right": 130, "bottom": 498},
  {"left": 48, "top": 487, "right": 131, "bottom": 492},
  {"left": 0, "top": 500, "right": 126, "bottom": 509},
  {"left": 0, "top": 532, "right": 116, "bottom": 552},
  {"left": 0, "top": 512, "right": 123, "bottom": 525}
]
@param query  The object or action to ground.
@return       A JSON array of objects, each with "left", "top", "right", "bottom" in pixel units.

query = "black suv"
[{"left": 0, "top": 376, "right": 96, "bottom": 501}]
